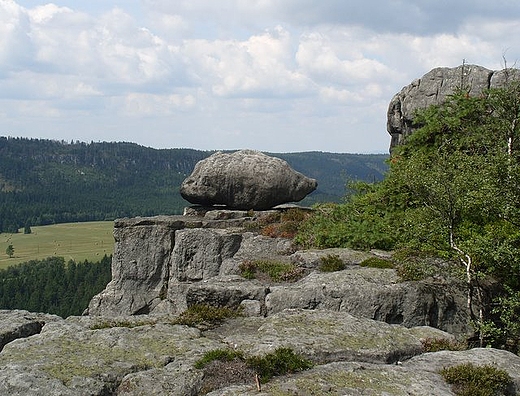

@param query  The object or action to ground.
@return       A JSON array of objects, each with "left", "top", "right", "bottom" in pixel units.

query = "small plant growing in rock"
[
  {"left": 90, "top": 318, "right": 155, "bottom": 330},
  {"left": 440, "top": 363, "right": 513, "bottom": 396},
  {"left": 421, "top": 337, "right": 467, "bottom": 352},
  {"left": 195, "top": 346, "right": 313, "bottom": 392},
  {"left": 239, "top": 259, "right": 305, "bottom": 282},
  {"left": 359, "top": 257, "right": 394, "bottom": 269},
  {"left": 259, "top": 208, "right": 311, "bottom": 239},
  {"left": 174, "top": 304, "right": 241, "bottom": 329},
  {"left": 246, "top": 347, "right": 313, "bottom": 384},
  {"left": 319, "top": 254, "right": 345, "bottom": 272},
  {"left": 194, "top": 348, "right": 245, "bottom": 369}
]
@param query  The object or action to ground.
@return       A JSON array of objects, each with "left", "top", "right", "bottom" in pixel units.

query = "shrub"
[
  {"left": 194, "top": 346, "right": 313, "bottom": 392},
  {"left": 259, "top": 208, "right": 311, "bottom": 239},
  {"left": 359, "top": 257, "right": 394, "bottom": 269},
  {"left": 440, "top": 363, "right": 513, "bottom": 396},
  {"left": 239, "top": 259, "right": 305, "bottom": 283},
  {"left": 319, "top": 254, "right": 345, "bottom": 272},
  {"left": 174, "top": 304, "right": 240, "bottom": 329},
  {"left": 194, "top": 348, "right": 245, "bottom": 369},
  {"left": 421, "top": 337, "right": 467, "bottom": 352},
  {"left": 246, "top": 347, "right": 313, "bottom": 384}
]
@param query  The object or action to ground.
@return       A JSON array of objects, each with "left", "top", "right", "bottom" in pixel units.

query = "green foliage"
[
  {"left": 392, "top": 249, "right": 461, "bottom": 282},
  {"left": 293, "top": 77, "right": 520, "bottom": 347},
  {"left": 175, "top": 304, "right": 241, "bottom": 329},
  {"left": 5, "top": 244, "right": 14, "bottom": 258},
  {"left": 440, "top": 363, "right": 513, "bottom": 396},
  {"left": 246, "top": 347, "right": 313, "bottom": 384},
  {"left": 89, "top": 318, "right": 155, "bottom": 330},
  {"left": 319, "top": 254, "right": 346, "bottom": 272},
  {"left": 0, "top": 255, "right": 111, "bottom": 317},
  {"left": 421, "top": 337, "right": 467, "bottom": 353},
  {"left": 194, "top": 348, "right": 245, "bottom": 369},
  {"left": 359, "top": 257, "right": 394, "bottom": 269},
  {"left": 480, "top": 287, "right": 520, "bottom": 353},
  {"left": 258, "top": 208, "right": 311, "bottom": 239},
  {"left": 239, "top": 259, "right": 305, "bottom": 282}
]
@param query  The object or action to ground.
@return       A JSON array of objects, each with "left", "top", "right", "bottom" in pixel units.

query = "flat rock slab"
[
  {"left": 219, "top": 309, "right": 452, "bottom": 364},
  {"left": 265, "top": 267, "right": 470, "bottom": 336},
  {"left": 0, "top": 320, "right": 221, "bottom": 395},
  {"left": 404, "top": 347, "right": 520, "bottom": 392},
  {"left": 0, "top": 310, "right": 62, "bottom": 352},
  {"left": 207, "top": 348, "right": 520, "bottom": 396},
  {"left": 206, "top": 361, "right": 455, "bottom": 396}
]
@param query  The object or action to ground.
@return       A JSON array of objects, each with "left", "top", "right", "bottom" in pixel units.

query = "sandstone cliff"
[{"left": 387, "top": 64, "right": 520, "bottom": 149}]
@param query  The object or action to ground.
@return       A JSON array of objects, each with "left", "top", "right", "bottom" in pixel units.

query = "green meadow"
[{"left": 0, "top": 221, "right": 114, "bottom": 269}]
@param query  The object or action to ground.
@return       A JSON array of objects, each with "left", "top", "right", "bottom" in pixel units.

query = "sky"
[{"left": 1, "top": 1, "right": 520, "bottom": 153}]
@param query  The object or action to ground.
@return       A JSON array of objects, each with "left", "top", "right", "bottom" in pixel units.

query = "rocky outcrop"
[
  {"left": 0, "top": 309, "right": 519, "bottom": 395},
  {"left": 0, "top": 310, "right": 61, "bottom": 352},
  {"left": 387, "top": 64, "right": 520, "bottom": 149},
  {"left": 86, "top": 211, "right": 474, "bottom": 337},
  {"left": 180, "top": 150, "right": 317, "bottom": 210}
]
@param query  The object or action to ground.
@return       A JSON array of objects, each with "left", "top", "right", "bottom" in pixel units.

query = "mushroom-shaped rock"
[{"left": 180, "top": 150, "right": 317, "bottom": 210}]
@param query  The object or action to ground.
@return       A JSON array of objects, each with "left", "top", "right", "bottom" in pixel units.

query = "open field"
[{"left": 0, "top": 221, "right": 114, "bottom": 269}]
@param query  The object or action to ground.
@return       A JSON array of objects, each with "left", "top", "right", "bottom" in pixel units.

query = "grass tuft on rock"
[
  {"left": 174, "top": 304, "right": 241, "bottom": 330},
  {"left": 359, "top": 257, "right": 394, "bottom": 269},
  {"left": 239, "top": 259, "right": 305, "bottom": 283},
  {"left": 246, "top": 347, "right": 313, "bottom": 384},
  {"left": 319, "top": 254, "right": 346, "bottom": 272},
  {"left": 195, "top": 346, "right": 313, "bottom": 392},
  {"left": 421, "top": 337, "right": 467, "bottom": 353},
  {"left": 440, "top": 363, "right": 513, "bottom": 396}
]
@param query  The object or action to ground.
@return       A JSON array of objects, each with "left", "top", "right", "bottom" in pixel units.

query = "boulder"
[
  {"left": 218, "top": 309, "right": 450, "bottom": 364},
  {"left": 0, "top": 310, "right": 61, "bottom": 352},
  {"left": 387, "top": 64, "right": 520, "bottom": 150},
  {"left": 180, "top": 150, "right": 317, "bottom": 210}
]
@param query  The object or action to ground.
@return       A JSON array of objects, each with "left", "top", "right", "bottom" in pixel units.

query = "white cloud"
[{"left": 2, "top": 0, "right": 520, "bottom": 153}]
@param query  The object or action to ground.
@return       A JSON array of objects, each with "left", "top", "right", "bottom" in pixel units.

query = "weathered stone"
[
  {"left": 265, "top": 267, "right": 471, "bottom": 336},
  {"left": 185, "top": 276, "right": 269, "bottom": 315},
  {"left": 0, "top": 319, "right": 221, "bottom": 396},
  {"left": 387, "top": 64, "right": 520, "bottom": 150},
  {"left": 403, "top": 347, "right": 520, "bottom": 393},
  {"left": 0, "top": 310, "right": 62, "bottom": 352},
  {"left": 206, "top": 361, "right": 455, "bottom": 396},
  {"left": 87, "top": 217, "right": 182, "bottom": 316},
  {"left": 219, "top": 309, "right": 452, "bottom": 364},
  {"left": 180, "top": 150, "right": 317, "bottom": 210}
]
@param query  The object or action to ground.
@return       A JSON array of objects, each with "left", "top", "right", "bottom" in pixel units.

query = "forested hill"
[{"left": 0, "top": 136, "right": 388, "bottom": 233}]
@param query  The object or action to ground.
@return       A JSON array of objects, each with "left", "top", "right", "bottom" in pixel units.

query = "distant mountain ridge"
[{"left": 0, "top": 136, "right": 388, "bottom": 233}]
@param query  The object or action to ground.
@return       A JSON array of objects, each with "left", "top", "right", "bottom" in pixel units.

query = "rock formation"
[
  {"left": 387, "top": 64, "right": 520, "bottom": 149},
  {"left": 180, "top": 150, "right": 317, "bottom": 210},
  {"left": 86, "top": 211, "right": 473, "bottom": 337}
]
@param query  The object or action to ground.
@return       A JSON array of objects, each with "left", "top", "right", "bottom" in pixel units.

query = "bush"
[
  {"left": 440, "top": 363, "right": 513, "bottom": 396},
  {"left": 194, "top": 347, "right": 313, "bottom": 392},
  {"left": 259, "top": 208, "right": 311, "bottom": 239},
  {"left": 174, "top": 304, "right": 241, "bottom": 329},
  {"left": 246, "top": 347, "right": 313, "bottom": 384},
  {"left": 194, "top": 348, "right": 245, "bottom": 369},
  {"left": 359, "top": 257, "right": 394, "bottom": 269},
  {"left": 421, "top": 337, "right": 467, "bottom": 352},
  {"left": 239, "top": 259, "right": 305, "bottom": 283},
  {"left": 319, "top": 254, "right": 345, "bottom": 272}
]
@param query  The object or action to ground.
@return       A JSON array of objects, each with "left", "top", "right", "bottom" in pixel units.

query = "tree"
[
  {"left": 5, "top": 244, "right": 14, "bottom": 258},
  {"left": 296, "top": 73, "right": 520, "bottom": 350},
  {"left": 24, "top": 222, "right": 32, "bottom": 234}
]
